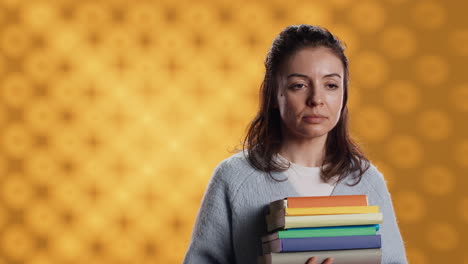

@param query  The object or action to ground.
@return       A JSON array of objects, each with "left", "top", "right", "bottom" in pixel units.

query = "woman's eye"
[
  {"left": 290, "top": 84, "right": 306, "bottom": 90},
  {"left": 327, "top": 84, "right": 339, "bottom": 89}
]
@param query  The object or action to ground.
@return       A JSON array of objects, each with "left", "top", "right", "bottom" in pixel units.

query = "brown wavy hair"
[{"left": 242, "top": 24, "right": 369, "bottom": 185}]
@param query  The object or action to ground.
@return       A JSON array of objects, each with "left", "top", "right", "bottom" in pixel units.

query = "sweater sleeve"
[
  {"left": 183, "top": 162, "right": 235, "bottom": 264},
  {"left": 368, "top": 166, "right": 408, "bottom": 264}
]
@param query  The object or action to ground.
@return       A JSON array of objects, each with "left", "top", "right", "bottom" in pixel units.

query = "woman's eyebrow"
[
  {"left": 323, "top": 73, "right": 342, "bottom": 79},
  {"left": 286, "top": 73, "right": 309, "bottom": 79},
  {"left": 286, "top": 73, "right": 342, "bottom": 79}
]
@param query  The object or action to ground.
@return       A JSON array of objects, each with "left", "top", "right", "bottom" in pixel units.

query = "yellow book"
[
  {"left": 267, "top": 213, "right": 383, "bottom": 232},
  {"left": 285, "top": 206, "right": 379, "bottom": 216}
]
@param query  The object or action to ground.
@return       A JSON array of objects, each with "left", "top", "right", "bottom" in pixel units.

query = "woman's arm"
[
  {"left": 183, "top": 164, "right": 235, "bottom": 263},
  {"left": 371, "top": 167, "right": 408, "bottom": 264}
]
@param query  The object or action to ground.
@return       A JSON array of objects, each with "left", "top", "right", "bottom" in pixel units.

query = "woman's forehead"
[{"left": 278, "top": 47, "right": 344, "bottom": 79}]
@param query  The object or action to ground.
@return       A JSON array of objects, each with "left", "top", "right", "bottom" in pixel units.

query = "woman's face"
[{"left": 276, "top": 46, "right": 344, "bottom": 141}]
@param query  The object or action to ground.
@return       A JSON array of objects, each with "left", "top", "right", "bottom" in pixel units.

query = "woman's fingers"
[{"left": 306, "top": 257, "right": 334, "bottom": 264}]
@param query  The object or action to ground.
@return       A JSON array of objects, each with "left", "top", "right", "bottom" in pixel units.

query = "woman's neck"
[{"left": 279, "top": 135, "right": 327, "bottom": 167}]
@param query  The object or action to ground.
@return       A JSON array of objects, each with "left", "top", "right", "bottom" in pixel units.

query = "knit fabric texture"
[{"left": 183, "top": 152, "right": 408, "bottom": 264}]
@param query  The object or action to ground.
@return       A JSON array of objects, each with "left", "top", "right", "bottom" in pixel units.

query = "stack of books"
[{"left": 259, "top": 195, "right": 383, "bottom": 264}]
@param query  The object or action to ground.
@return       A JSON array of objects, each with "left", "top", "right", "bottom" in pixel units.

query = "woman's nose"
[{"left": 306, "top": 87, "right": 324, "bottom": 106}]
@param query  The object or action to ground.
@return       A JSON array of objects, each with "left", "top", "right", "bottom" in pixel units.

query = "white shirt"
[{"left": 278, "top": 154, "right": 337, "bottom": 196}]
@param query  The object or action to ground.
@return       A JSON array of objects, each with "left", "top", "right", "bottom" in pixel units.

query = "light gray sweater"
[{"left": 184, "top": 152, "right": 407, "bottom": 264}]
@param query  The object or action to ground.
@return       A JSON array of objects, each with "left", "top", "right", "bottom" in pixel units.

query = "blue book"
[{"left": 262, "top": 235, "right": 381, "bottom": 254}]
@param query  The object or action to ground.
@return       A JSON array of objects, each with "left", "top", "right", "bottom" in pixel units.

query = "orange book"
[
  {"left": 288, "top": 195, "right": 368, "bottom": 208},
  {"left": 269, "top": 195, "right": 368, "bottom": 213}
]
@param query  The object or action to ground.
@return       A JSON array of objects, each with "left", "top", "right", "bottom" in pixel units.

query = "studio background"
[{"left": 0, "top": 0, "right": 467, "bottom": 263}]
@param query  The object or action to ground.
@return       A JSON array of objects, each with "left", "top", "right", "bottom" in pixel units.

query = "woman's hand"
[{"left": 305, "top": 256, "right": 334, "bottom": 264}]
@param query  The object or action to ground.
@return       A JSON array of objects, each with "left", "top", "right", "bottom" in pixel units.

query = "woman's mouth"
[{"left": 303, "top": 115, "right": 327, "bottom": 124}]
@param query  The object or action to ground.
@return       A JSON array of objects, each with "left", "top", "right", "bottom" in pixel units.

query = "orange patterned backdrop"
[{"left": 0, "top": 0, "right": 467, "bottom": 263}]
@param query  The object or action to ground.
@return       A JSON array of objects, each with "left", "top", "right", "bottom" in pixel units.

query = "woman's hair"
[{"left": 242, "top": 24, "right": 370, "bottom": 185}]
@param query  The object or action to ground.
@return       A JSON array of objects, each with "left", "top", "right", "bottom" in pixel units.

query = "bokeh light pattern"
[{"left": 0, "top": 0, "right": 467, "bottom": 263}]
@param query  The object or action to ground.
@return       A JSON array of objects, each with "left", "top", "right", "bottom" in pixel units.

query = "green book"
[{"left": 262, "top": 225, "right": 379, "bottom": 242}]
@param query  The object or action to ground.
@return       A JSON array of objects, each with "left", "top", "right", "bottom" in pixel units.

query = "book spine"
[
  {"left": 285, "top": 213, "right": 383, "bottom": 229},
  {"left": 287, "top": 195, "right": 368, "bottom": 208},
  {"left": 262, "top": 232, "right": 279, "bottom": 243},
  {"left": 280, "top": 235, "right": 382, "bottom": 252},
  {"left": 266, "top": 213, "right": 286, "bottom": 232},
  {"left": 258, "top": 248, "right": 382, "bottom": 264},
  {"left": 269, "top": 200, "right": 287, "bottom": 213},
  {"left": 286, "top": 206, "right": 379, "bottom": 216},
  {"left": 278, "top": 225, "right": 378, "bottom": 238}
]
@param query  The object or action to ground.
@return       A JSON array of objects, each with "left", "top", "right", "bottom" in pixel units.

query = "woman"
[{"left": 184, "top": 25, "right": 407, "bottom": 264}]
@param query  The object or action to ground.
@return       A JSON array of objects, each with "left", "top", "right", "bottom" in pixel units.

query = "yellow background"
[{"left": 0, "top": 0, "right": 467, "bottom": 263}]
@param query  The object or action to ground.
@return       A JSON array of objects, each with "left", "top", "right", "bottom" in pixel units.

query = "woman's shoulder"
[
  {"left": 365, "top": 163, "right": 387, "bottom": 190},
  {"left": 339, "top": 162, "right": 390, "bottom": 196},
  {"left": 211, "top": 151, "right": 259, "bottom": 185},
  {"left": 357, "top": 162, "right": 392, "bottom": 202},
  {"left": 215, "top": 151, "right": 251, "bottom": 172},
  {"left": 361, "top": 163, "right": 387, "bottom": 185}
]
